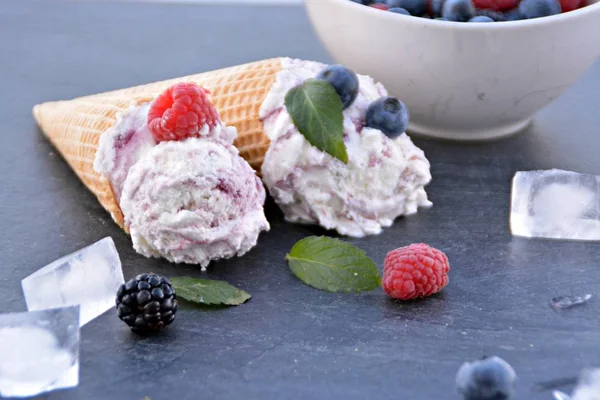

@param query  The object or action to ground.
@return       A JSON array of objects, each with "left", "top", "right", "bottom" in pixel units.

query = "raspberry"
[
  {"left": 472, "top": 0, "right": 518, "bottom": 11},
  {"left": 382, "top": 243, "right": 450, "bottom": 300},
  {"left": 370, "top": 3, "right": 390, "bottom": 9},
  {"left": 148, "top": 82, "right": 220, "bottom": 142},
  {"left": 559, "top": 0, "right": 582, "bottom": 12}
]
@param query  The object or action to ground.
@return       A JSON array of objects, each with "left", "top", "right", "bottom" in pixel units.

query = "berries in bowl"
[
  {"left": 305, "top": 0, "right": 600, "bottom": 140},
  {"left": 351, "top": 0, "right": 585, "bottom": 20}
]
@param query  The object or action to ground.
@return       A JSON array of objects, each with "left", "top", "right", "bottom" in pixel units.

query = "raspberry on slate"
[
  {"left": 116, "top": 273, "right": 178, "bottom": 333},
  {"left": 382, "top": 243, "right": 450, "bottom": 300},
  {"left": 147, "top": 82, "right": 220, "bottom": 142}
]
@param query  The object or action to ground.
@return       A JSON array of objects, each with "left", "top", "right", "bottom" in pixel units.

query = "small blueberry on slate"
[
  {"left": 366, "top": 97, "right": 410, "bottom": 138},
  {"left": 316, "top": 65, "right": 360, "bottom": 110},
  {"left": 456, "top": 356, "right": 517, "bottom": 400},
  {"left": 443, "top": 0, "right": 476, "bottom": 21},
  {"left": 519, "top": 0, "right": 561, "bottom": 18}
]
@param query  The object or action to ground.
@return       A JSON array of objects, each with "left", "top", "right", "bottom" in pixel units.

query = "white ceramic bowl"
[{"left": 305, "top": 0, "right": 600, "bottom": 140}]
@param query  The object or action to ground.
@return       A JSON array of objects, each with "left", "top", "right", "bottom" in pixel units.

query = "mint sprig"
[
  {"left": 171, "top": 277, "right": 251, "bottom": 306},
  {"left": 284, "top": 79, "right": 348, "bottom": 163},
  {"left": 285, "top": 236, "right": 381, "bottom": 293}
]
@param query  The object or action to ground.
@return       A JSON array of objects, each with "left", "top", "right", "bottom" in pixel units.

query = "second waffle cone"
[{"left": 33, "top": 58, "right": 283, "bottom": 230}]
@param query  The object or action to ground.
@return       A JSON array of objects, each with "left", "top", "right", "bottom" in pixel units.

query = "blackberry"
[{"left": 116, "top": 273, "right": 178, "bottom": 333}]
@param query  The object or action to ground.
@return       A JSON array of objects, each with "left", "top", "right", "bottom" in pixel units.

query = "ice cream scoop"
[
  {"left": 259, "top": 58, "right": 431, "bottom": 237},
  {"left": 120, "top": 138, "right": 269, "bottom": 268}
]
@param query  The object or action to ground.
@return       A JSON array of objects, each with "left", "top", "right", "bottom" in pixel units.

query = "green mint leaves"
[
  {"left": 284, "top": 79, "right": 348, "bottom": 163},
  {"left": 285, "top": 236, "right": 381, "bottom": 293},
  {"left": 170, "top": 277, "right": 251, "bottom": 306}
]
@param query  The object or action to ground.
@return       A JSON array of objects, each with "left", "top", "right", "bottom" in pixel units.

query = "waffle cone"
[{"left": 33, "top": 58, "right": 283, "bottom": 230}]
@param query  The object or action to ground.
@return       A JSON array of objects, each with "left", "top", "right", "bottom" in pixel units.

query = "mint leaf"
[
  {"left": 170, "top": 277, "right": 251, "bottom": 306},
  {"left": 285, "top": 236, "right": 381, "bottom": 293},
  {"left": 285, "top": 79, "right": 348, "bottom": 163}
]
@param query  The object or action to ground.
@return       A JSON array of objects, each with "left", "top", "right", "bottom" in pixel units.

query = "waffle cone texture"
[{"left": 33, "top": 58, "right": 283, "bottom": 230}]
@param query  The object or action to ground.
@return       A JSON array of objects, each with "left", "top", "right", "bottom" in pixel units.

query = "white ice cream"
[
  {"left": 119, "top": 139, "right": 269, "bottom": 268},
  {"left": 94, "top": 102, "right": 236, "bottom": 201},
  {"left": 94, "top": 102, "right": 268, "bottom": 268},
  {"left": 259, "top": 58, "right": 432, "bottom": 237}
]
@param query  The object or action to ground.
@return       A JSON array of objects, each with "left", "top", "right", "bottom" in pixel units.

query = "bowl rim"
[{"left": 318, "top": 0, "right": 600, "bottom": 28}]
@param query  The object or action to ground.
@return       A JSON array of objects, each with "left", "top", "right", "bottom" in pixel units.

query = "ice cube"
[
  {"left": 0, "top": 306, "right": 79, "bottom": 397},
  {"left": 572, "top": 369, "right": 600, "bottom": 400},
  {"left": 510, "top": 169, "right": 600, "bottom": 241},
  {"left": 22, "top": 237, "right": 125, "bottom": 326},
  {"left": 554, "top": 391, "right": 572, "bottom": 400}
]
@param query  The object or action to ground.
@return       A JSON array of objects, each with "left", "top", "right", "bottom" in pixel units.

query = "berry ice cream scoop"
[
  {"left": 120, "top": 138, "right": 269, "bottom": 268},
  {"left": 95, "top": 82, "right": 269, "bottom": 268},
  {"left": 259, "top": 59, "right": 431, "bottom": 237}
]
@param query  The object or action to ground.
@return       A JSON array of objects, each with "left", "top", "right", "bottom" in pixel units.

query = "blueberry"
[
  {"left": 519, "top": 0, "right": 561, "bottom": 18},
  {"left": 316, "top": 65, "right": 360, "bottom": 109},
  {"left": 456, "top": 356, "right": 516, "bottom": 400},
  {"left": 468, "top": 15, "right": 494, "bottom": 21},
  {"left": 350, "top": 0, "right": 374, "bottom": 4},
  {"left": 389, "top": 7, "right": 411, "bottom": 14},
  {"left": 431, "top": 0, "right": 447, "bottom": 16},
  {"left": 365, "top": 97, "right": 409, "bottom": 138},
  {"left": 387, "top": 0, "right": 426, "bottom": 16},
  {"left": 435, "top": 16, "right": 449, "bottom": 19},
  {"left": 503, "top": 7, "right": 524, "bottom": 19},
  {"left": 442, "top": 0, "right": 475, "bottom": 21},
  {"left": 475, "top": 9, "right": 506, "bottom": 20}
]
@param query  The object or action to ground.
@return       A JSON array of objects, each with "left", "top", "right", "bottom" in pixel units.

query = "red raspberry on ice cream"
[
  {"left": 382, "top": 243, "right": 450, "bottom": 300},
  {"left": 148, "top": 82, "right": 220, "bottom": 142}
]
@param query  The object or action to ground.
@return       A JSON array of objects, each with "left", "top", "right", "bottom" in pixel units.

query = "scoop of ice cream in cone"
[
  {"left": 94, "top": 81, "right": 269, "bottom": 268},
  {"left": 120, "top": 138, "right": 269, "bottom": 268}
]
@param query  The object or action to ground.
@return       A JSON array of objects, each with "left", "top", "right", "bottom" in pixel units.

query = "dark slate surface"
[{"left": 2, "top": 1, "right": 600, "bottom": 399}]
